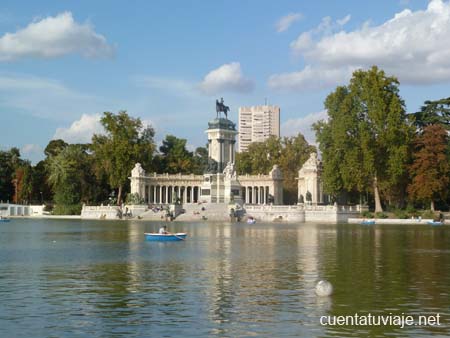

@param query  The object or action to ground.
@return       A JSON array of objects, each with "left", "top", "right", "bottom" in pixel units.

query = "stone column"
[
  {"left": 153, "top": 185, "right": 156, "bottom": 203},
  {"left": 165, "top": 186, "right": 169, "bottom": 204},
  {"left": 219, "top": 139, "right": 224, "bottom": 171},
  {"left": 230, "top": 140, "right": 236, "bottom": 163},
  {"left": 190, "top": 186, "right": 194, "bottom": 203}
]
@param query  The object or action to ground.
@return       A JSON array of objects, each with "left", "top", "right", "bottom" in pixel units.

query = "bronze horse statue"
[{"left": 216, "top": 97, "right": 230, "bottom": 119}]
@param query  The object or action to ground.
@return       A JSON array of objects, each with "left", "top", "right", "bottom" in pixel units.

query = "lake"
[{"left": 0, "top": 219, "right": 449, "bottom": 337}]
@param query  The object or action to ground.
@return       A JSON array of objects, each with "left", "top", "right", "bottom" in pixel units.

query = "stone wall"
[
  {"left": 303, "top": 204, "right": 365, "bottom": 223},
  {"left": 81, "top": 205, "right": 120, "bottom": 219},
  {"left": 244, "top": 205, "right": 305, "bottom": 222}
]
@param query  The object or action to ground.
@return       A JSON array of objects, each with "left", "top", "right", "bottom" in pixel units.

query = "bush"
[
  {"left": 126, "top": 193, "right": 146, "bottom": 205},
  {"left": 53, "top": 204, "right": 82, "bottom": 215},
  {"left": 375, "top": 212, "right": 388, "bottom": 219},
  {"left": 362, "top": 210, "right": 373, "bottom": 218},
  {"left": 421, "top": 210, "right": 435, "bottom": 219},
  {"left": 393, "top": 209, "right": 409, "bottom": 219}
]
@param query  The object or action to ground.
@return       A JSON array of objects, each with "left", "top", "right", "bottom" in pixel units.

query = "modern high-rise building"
[{"left": 238, "top": 105, "right": 280, "bottom": 152}]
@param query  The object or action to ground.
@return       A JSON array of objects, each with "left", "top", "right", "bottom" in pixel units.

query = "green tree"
[
  {"left": 235, "top": 134, "right": 314, "bottom": 204},
  {"left": 46, "top": 145, "right": 84, "bottom": 214},
  {"left": 30, "top": 160, "right": 52, "bottom": 204},
  {"left": 0, "top": 148, "right": 23, "bottom": 202},
  {"left": 15, "top": 162, "right": 33, "bottom": 204},
  {"left": 407, "top": 124, "right": 449, "bottom": 211},
  {"left": 44, "top": 139, "right": 68, "bottom": 157},
  {"left": 91, "top": 111, "right": 156, "bottom": 204},
  {"left": 314, "top": 66, "right": 413, "bottom": 212},
  {"left": 193, "top": 146, "right": 209, "bottom": 174},
  {"left": 411, "top": 97, "right": 450, "bottom": 130},
  {"left": 156, "top": 135, "right": 194, "bottom": 174}
]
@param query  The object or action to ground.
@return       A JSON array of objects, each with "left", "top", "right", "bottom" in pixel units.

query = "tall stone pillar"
[{"left": 200, "top": 103, "right": 242, "bottom": 205}]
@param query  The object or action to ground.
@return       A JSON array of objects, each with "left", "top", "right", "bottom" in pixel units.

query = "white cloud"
[
  {"left": 20, "top": 143, "right": 43, "bottom": 157},
  {"left": 281, "top": 111, "right": 328, "bottom": 144},
  {"left": 269, "top": 65, "right": 354, "bottom": 91},
  {"left": 199, "top": 62, "right": 254, "bottom": 94},
  {"left": 0, "top": 73, "right": 109, "bottom": 120},
  {"left": 276, "top": 13, "right": 303, "bottom": 33},
  {"left": 53, "top": 114, "right": 103, "bottom": 143},
  {"left": 270, "top": 0, "right": 450, "bottom": 91},
  {"left": 0, "top": 11, "right": 114, "bottom": 61},
  {"left": 336, "top": 14, "right": 351, "bottom": 26},
  {"left": 133, "top": 75, "right": 198, "bottom": 98}
]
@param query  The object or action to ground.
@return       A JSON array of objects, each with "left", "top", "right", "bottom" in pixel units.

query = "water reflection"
[{"left": 0, "top": 220, "right": 448, "bottom": 337}]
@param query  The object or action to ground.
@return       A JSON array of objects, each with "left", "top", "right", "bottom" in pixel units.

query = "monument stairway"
[{"left": 175, "top": 203, "right": 243, "bottom": 222}]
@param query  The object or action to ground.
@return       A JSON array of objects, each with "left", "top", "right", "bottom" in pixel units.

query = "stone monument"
[
  {"left": 297, "top": 153, "right": 323, "bottom": 205},
  {"left": 200, "top": 99, "right": 243, "bottom": 204}
]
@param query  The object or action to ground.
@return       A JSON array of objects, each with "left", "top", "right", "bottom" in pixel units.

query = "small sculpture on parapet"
[{"left": 216, "top": 97, "right": 230, "bottom": 119}]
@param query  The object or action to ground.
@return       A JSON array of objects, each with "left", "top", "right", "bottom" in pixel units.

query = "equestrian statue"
[{"left": 215, "top": 97, "right": 230, "bottom": 119}]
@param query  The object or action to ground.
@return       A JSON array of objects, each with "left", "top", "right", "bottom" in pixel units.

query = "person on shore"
[{"left": 159, "top": 225, "right": 168, "bottom": 234}]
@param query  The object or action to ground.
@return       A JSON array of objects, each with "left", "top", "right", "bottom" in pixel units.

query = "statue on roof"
[{"left": 216, "top": 97, "right": 230, "bottom": 119}]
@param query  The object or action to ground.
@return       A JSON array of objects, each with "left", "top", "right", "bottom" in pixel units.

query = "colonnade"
[
  {"left": 241, "top": 186, "right": 271, "bottom": 205},
  {"left": 145, "top": 185, "right": 200, "bottom": 204}
]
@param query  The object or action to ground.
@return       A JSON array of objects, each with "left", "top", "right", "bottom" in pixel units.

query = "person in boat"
[{"left": 159, "top": 225, "right": 168, "bottom": 234}]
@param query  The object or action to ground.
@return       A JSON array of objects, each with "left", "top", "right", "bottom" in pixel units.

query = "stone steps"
[{"left": 175, "top": 203, "right": 242, "bottom": 222}]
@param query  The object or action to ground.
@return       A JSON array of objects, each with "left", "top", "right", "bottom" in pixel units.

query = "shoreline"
[{"left": 5, "top": 215, "right": 446, "bottom": 225}]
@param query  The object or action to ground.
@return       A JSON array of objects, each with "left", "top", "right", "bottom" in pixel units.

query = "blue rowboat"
[
  {"left": 0, "top": 218, "right": 10, "bottom": 223},
  {"left": 361, "top": 220, "right": 375, "bottom": 225},
  {"left": 144, "top": 233, "right": 187, "bottom": 241},
  {"left": 428, "top": 221, "right": 444, "bottom": 226}
]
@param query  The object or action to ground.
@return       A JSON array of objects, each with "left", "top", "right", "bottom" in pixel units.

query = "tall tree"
[
  {"left": 0, "top": 148, "right": 23, "bottom": 202},
  {"left": 14, "top": 162, "right": 33, "bottom": 204},
  {"left": 46, "top": 145, "right": 85, "bottom": 214},
  {"left": 91, "top": 111, "right": 156, "bottom": 204},
  {"left": 411, "top": 97, "right": 450, "bottom": 130},
  {"left": 235, "top": 134, "right": 314, "bottom": 204},
  {"left": 407, "top": 124, "right": 449, "bottom": 211},
  {"left": 193, "top": 146, "right": 209, "bottom": 174},
  {"left": 156, "top": 135, "right": 194, "bottom": 174},
  {"left": 31, "top": 160, "right": 52, "bottom": 204},
  {"left": 44, "top": 139, "right": 68, "bottom": 157},
  {"left": 314, "top": 66, "right": 413, "bottom": 212}
]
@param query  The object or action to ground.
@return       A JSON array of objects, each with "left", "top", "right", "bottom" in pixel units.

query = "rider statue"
[{"left": 215, "top": 97, "right": 230, "bottom": 119}]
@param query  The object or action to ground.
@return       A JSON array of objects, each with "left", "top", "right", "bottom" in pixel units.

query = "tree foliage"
[
  {"left": 156, "top": 135, "right": 194, "bottom": 174},
  {"left": 0, "top": 148, "right": 24, "bottom": 202},
  {"left": 314, "top": 66, "right": 413, "bottom": 211},
  {"left": 407, "top": 124, "right": 449, "bottom": 211},
  {"left": 411, "top": 97, "right": 450, "bottom": 130},
  {"left": 46, "top": 145, "right": 84, "bottom": 214},
  {"left": 91, "top": 111, "right": 156, "bottom": 204},
  {"left": 235, "top": 134, "right": 314, "bottom": 204}
]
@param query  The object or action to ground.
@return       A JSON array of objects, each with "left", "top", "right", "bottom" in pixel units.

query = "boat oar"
[{"left": 168, "top": 232, "right": 185, "bottom": 241}]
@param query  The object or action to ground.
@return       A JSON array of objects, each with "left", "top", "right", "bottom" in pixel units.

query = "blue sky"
[{"left": 1, "top": 0, "right": 449, "bottom": 163}]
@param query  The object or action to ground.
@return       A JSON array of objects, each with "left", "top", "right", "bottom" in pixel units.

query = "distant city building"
[{"left": 238, "top": 105, "right": 280, "bottom": 152}]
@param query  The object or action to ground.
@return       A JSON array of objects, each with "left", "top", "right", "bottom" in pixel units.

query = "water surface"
[{"left": 0, "top": 219, "right": 449, "bottom": 337}]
